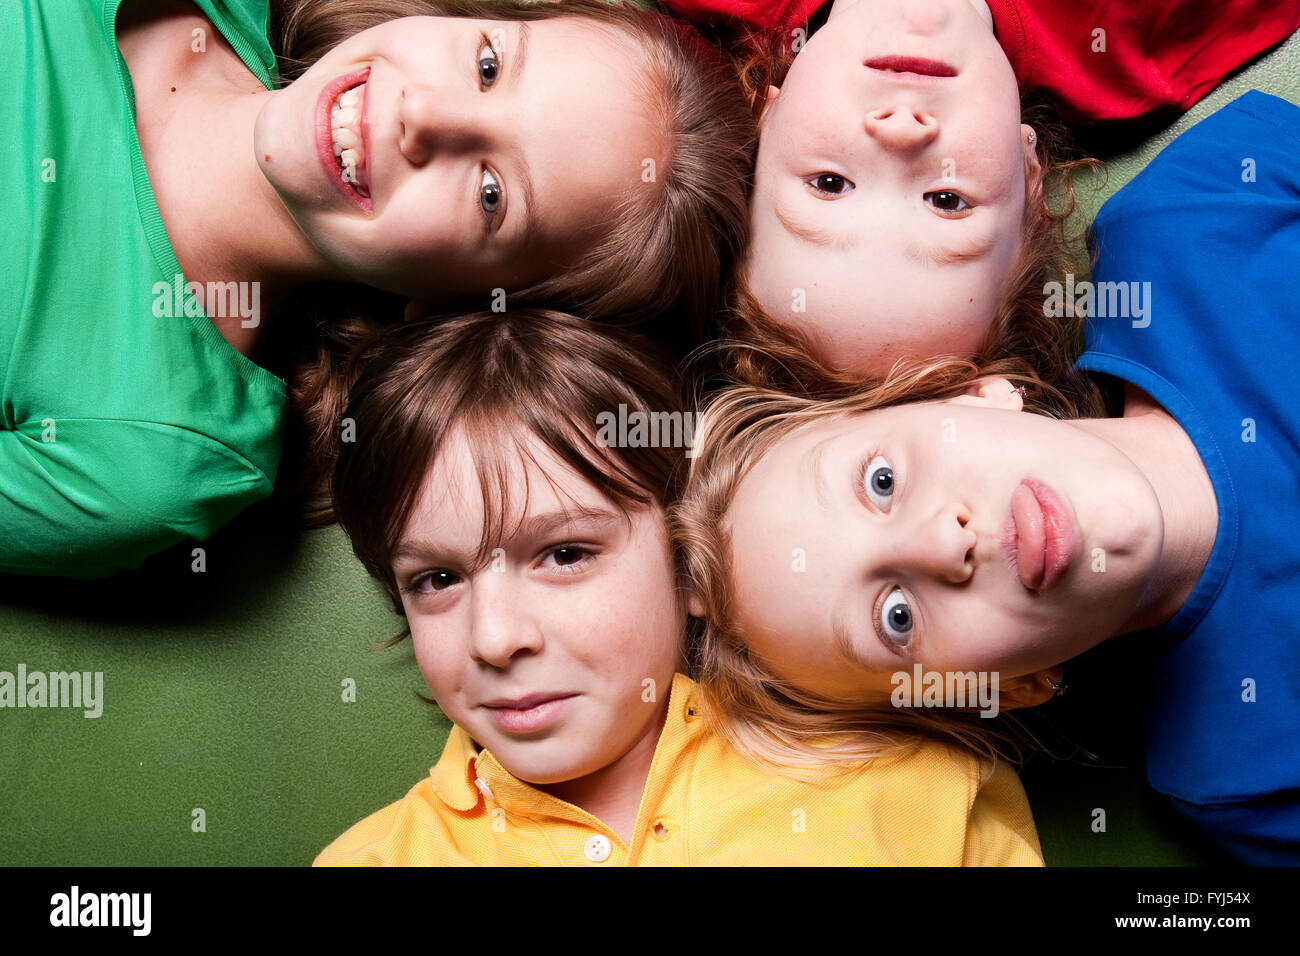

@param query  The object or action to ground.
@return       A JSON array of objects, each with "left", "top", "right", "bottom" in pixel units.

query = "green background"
[{"left": 2, "top": 28, "right": 1297, "bottom": 868}]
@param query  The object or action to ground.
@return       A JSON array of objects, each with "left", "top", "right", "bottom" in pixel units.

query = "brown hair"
[
  {"left": 721, "top": 29, "right": 1102, "bottom": 408},
  {"left": 670, "top": 367, "right": 1070, "bottom": 770},
  {"left": 331, "top": 309, "right": 691, "bottom": 612},
  {"left": 273, "top": 0, "right": 757, "bottom": 506}
]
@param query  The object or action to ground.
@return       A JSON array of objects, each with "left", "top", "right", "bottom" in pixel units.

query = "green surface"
[{"left": 2, "top": 30, "right": 1298, "bottom": 868}]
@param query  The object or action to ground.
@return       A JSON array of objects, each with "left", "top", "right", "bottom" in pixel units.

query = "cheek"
[{"left": 408, "top": 619, "right": 462, "bottom": 699}]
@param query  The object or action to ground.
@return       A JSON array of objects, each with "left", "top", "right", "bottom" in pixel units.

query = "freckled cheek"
[{"left": 409, "top": 622, "right": 464, "bottom": 699}]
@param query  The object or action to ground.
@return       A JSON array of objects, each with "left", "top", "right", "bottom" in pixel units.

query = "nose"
[
  {"left": 863, "top": 107, "right": 939, "bottom": 152},
  {"left": 887, "top": 502, "right": 975, "bottom": 584},
  {"left": 397, "top": 86, "right": 484, "bottom": 165},
  {"left": 467, "top": 574, "right": 543, "bottom": 668}
]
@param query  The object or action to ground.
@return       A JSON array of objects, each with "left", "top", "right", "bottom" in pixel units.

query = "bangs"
[{"left": 449, "top": 408, "right": 658, "bottom": 575}]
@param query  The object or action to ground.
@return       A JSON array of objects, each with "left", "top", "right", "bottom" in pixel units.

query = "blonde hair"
[{"left": 671, "top": 363, "right": 1072, "bottom": 769}]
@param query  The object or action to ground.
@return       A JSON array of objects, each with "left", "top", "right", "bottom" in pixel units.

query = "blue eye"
[
  {"left": 862, "top": 455, "right": 894, "bottom": 511},
  {"left": 807, "top": 172, "right": 855, "bottom": 196},
  {"left": 477, "top": 37, "right": 500, "bottom": 89},
  {"left": 479, "top": 168, "right": 502, "bottom": 216},
  {"left": 879, "top": 588, "right": 913, "bottom": 646}
]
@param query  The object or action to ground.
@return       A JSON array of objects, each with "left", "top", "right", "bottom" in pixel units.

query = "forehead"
[
  {"left": 510, "top": 19, "right": 668, "bottom": 242},
  {"left": 404, "top": 425, "right": 613, "bottom": 541},
  {"left": 744, "top": 223, "right": 1011, "bottom": 372}
]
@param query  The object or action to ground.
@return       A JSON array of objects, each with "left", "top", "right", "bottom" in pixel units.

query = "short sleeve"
[{"left": 0, "top": 418, "right": 274, "bottom": 578}]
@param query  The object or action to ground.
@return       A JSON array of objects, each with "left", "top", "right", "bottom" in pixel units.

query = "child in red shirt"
[{"left": 661, "top": 0, "right": 1300, "bottom": 389}]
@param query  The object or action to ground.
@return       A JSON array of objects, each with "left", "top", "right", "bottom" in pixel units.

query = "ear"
[
  {"left": 943, "top": 376, "right": 1025, "bottom": 412},
  {"left": 403, "top": 299, "right": 432, "bottom": 323},
  {"left": 998, "top": 667, "right": 1064, "bottom": 711},
  {"left": 1021, "top": 123, "right": 1044, "bottom": 197},
  {"left": 683, "top": 583, "right": 706, "bottom": 619},
  {"left": 752, "top": 84, "right": 780, "bottom": 124}
]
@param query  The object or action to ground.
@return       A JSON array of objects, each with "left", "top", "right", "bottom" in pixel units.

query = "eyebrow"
[
  {"left": 507, "top": 23, "right": 541, "bottom": 251},
  {"left": 832, "top": 607, "right": 880, "bottom": 673},
  {"left": 773, "top": 197, "right": 860, "bottom": 251},
  {"left": 775, "top": 195, "right": 998, "bottom": 265},
  {"left": 807, "top": 437, "right": 836, "bottom": 510},
  {"left": 391, "top": 505, "right": 624, "bottom": 565},
  {"left": 903, "top": 235, "right": 997, "bottom": 267}
]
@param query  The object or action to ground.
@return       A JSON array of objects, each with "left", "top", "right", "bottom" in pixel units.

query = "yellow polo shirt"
[{"left": 314, "top": 674, "right": 1043, "bottom": 866}]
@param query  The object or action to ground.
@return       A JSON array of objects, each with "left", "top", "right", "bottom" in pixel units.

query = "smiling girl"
[
  {"left": 313, "top": 310, "right": 1042, "bottom": 865},
  {"left": 0, "top": 0, "right": 755, "bottom": 576},
  {"left": 674, "top": 91, "right": 1300, "bottom": 863}
]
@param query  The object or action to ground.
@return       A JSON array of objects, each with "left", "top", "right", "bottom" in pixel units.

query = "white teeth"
[
  {"left": 333, "top": 126, "right": 359, "bottom": 150},
  {"left": 329, "top": 83, "right": 366, "bottom": 194}
]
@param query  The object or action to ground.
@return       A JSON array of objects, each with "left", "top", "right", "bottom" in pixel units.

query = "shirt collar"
[{"left": 427, "top": 673, "right": 701, "bottom": 813}]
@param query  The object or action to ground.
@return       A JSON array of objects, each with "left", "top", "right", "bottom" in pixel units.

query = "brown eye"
[
  {"left": 808, "top": 173, "right": 855, "bottom": 196},
  {"left": 925, "top": 190, "right": 972, "bottom": 215}
]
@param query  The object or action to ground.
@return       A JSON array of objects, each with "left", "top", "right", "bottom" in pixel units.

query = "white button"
[
  {"left": 474, "top": 777, "right": 494, "bottom": 801},
  {"left": 584, "top": 834, "right": 612, "bottom": 863}
]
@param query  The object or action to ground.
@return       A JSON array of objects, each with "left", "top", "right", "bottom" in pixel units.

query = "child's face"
[
  {"left": 256, "top": 16, "right": 664, "bottom": 298},
  {"left": 722, "top": 386, "right": 1164, "bottom": 704},
  {"left": 746, "top": 0, "right": 1036, "bottom": 374},
  {"left": 391, "top": 429, "right": 683, "bottom": 787}
]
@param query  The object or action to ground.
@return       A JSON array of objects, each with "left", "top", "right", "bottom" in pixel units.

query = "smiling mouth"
[
  {"left": 865, "top": 56, "right": 958, "bottom": 78},
  {"left": 330, "top": 81, "right": 370, "bottom": 199}
]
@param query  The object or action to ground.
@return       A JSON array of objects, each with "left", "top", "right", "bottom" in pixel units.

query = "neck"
[
  {"left": 1072, "top": 384, "right": 1219, "bottom": 635},
  {"left": 539, "top": 699, "right": 669, "bottom": 845},
  {"left": 162, "top": 83, "right": 337, "bottom": 303}
]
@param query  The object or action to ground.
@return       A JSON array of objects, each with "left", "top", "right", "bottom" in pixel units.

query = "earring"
[
  {"left": 1026, "top": 128, "right": 1037, "bottom": 145},
  {"left": 1046, "top": 674, "right": 1067, "bottom": 696}
]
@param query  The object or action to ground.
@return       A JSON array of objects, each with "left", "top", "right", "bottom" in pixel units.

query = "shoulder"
[{"left": 313, "top": 777, "right": 462, "bottom": 867}]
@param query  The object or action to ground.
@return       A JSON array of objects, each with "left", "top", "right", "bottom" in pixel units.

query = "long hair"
[
  {"left": 272, "top": 0, "right": 757, "bottom": 508},
  {"left": 670, "top": 367, "right": 1074, "bottom": 770}
]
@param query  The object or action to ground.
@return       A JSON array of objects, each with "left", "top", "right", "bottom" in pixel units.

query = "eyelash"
[
  {"left": 803, "top": 176, "right": 975, "bottom": 219},
  {"left": 475, "top": 33, "right": 504, "bottom": 228},
  {"left": 924, "top": 190, "right": 974, "bottom": 217},
  {"left": 400, "top": 544, "right": 598, "bottom": 596},
  {"left": 873, "top": 586, "right": 916, "bottom": 652}
]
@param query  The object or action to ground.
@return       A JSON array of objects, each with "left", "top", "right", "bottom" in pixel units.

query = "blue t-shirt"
[{"left": 1078, "top": 90, "right": 1300, "bottom": 864}]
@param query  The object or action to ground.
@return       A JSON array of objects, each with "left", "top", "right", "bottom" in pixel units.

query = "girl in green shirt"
[{"left": 1, "top": 0, "right": 755, "bottom": 577}]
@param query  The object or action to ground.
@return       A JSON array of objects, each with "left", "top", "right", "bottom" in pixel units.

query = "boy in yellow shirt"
[{"left": 313, "top": 310, "right": 1043, "bottom": 866}]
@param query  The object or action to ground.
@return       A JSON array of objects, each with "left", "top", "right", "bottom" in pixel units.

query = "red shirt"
[{"left": 660, "top": 0, "right": 1300, "bottom": 123}]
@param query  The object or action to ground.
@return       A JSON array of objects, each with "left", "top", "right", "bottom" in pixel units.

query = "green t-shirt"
[{"left": 1, "top": 0, "right": 287, "bottom": 577}]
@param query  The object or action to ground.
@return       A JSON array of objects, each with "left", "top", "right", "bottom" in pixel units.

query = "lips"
[
  {"left": 482, "top": 693, "right": 577, "bottom": 735},
  {"left": 865, "top": 56, "right": 958, "bottom": 78},
  {"left": 1002, "top": 479, "right": 1078, "bottom": 592},
  {"left": 316, "top": 67, "right": 372, "bottom": 212}
]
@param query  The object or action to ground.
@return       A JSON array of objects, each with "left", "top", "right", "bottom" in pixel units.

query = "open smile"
[{"left": 316, "top": 68, "right": 372, "bottom": 211}]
